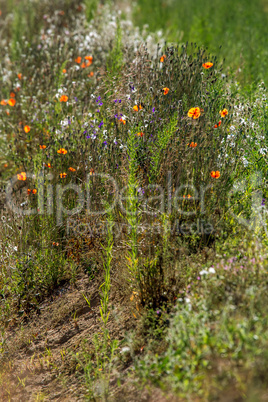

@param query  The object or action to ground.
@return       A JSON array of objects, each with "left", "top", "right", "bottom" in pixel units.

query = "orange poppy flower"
[
  {"left": 160, "top": 55, "right": 166, "bottom": 62},
  {"left": 214, "top": 120, "right": 222, "bottom": 128},
  {"left": 24, "top": 125, "right": 30, "bottom": 133},
  {"left": 188, "top": 142, "right": 197, "bottom": 148},
  {"left": 75, "top": 56, "right": 82, "bottom": 64},
  {"left": 210, "top": 171, "right": 220, "bottom": 179},
  {"left": 39, "top": 145, "right": 46, "bottom": 149},
  {"left": 220, "top": 108, "right": 228, "bottom": 118},
  {"left": 57, "top": 148, "right": 67, "bottom": 154},
  {"left": 45, "top": 163, "right": 52, "bottom": 168},
  {"left": 17, "top": 73, "right": 22, "bottom": 80},
  {"left": 68, "top": 167, "right": 76, "bottom": 172},
  {"left": 88, "top": 72, "right": 94, "bottom": 77},
  {"left": 0, "top": 100, "right": 7, "bottom": 105},
  {"left": 163, "top": 87, "right": 169, "bottom": 95},
  {"left": 4, "top": 163, "right": 8, "bottom": 168},
  {"left": 202, "top": 62, "right": 213, "bottom": 69},
  {"left": 119, "top": 118, "right": 126, "bottom": 124},
  {"left": 81, "top": 62, "right": 86, "bottom": 68},
  {"left": 85, "top": 55, "right": 93, "bottom": 62},
  {"left": 16, "top": 87, "right": 20, "bottom": 92},
  {"left": 10, "top": 92, "right": 16, "bottom": 98},
  {"left": 62, "top": 69, "right": 67, "bottom": 73},
  {"left": 136, "top": 132, "right": 144, "bottom": 137},
  {"left": 59, "top": 95, "right": 68, "bottom": 102},
  {"left": 60, "top": 172, "right": 67, "bottom": 178},
  {"left": 7, "top": 98, "right": 16, "bottom": 106},
  {"left": 90, "top": 168, "right": 95, "bottom": 175},
  {"left": 133, "top": 105, "right": 142, "bottom": 111},
  {"left": 52, "top": 242, "right": 59, "bottom": 246},
  {"left": 86, "top": 61, "right": 92, "bottom": 67},
  {"left": 188, "top": 107, "right": 201, "bottom": 119},
  {"left": 6, "top": 111, "right": 9, "bottom": 115},
  {"left": 28, "top": 189, "right": 37, "bottom": 195},
  {"left": 17, "top": 172, "right": 27, "bottom": 181}
]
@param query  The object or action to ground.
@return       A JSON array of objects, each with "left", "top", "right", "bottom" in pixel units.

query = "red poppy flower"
[
  {"left": 220, "top": 108, "right": 228, "bottom": 118},
  {"left": 59, "top": 95, "right": 68, "bottom": 102},
  {"left": 57, "top": 148, "right": 67, "bottom": 154},
  {"left": 188, "top": 107, "right": 201, "bottom": 119},
  {"left": 210, "top": 171, "right": 220, "bottom": 179},
  {"left": 202, "top": 62, "right": 213, "bottom": 69},
  {"left": 17, "top": 172, "right": 27, "bottom": 181}
]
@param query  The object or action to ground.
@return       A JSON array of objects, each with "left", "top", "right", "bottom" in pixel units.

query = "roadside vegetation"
[{"left": 0, "top": 0, "right": 268, "bottom": 400}]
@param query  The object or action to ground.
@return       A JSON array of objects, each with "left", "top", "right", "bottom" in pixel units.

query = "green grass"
[
  {"left": 0, "top": 0, "right": 268, "bottom": 400},
  {"left": 133, "top": 0, "right": 268, "bottom": 86}
]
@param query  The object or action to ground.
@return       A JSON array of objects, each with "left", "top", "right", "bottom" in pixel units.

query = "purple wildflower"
[{"left": 98, "top": 121, "right": 104, "bottom": 128}]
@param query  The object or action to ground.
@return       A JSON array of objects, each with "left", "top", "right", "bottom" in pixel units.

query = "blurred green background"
[{"left": 133, "top": 0, "right": 268, "bottom": 87}]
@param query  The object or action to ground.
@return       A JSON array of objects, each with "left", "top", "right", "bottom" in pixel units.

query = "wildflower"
[
  {"left": 57, "top": 148, "right": 67, "bottom": 154},
  {"left": 75, "top": 56, "right": 82, "bottom": 63},
  {"left": 214, "top": 120, "right": 222, "bottom": 128},
  {"left": 119, "top": 118, "right": 126, "bottom": 124},
  {"left": 160, "top": 55, "right": 166, "bottom": 62},
  {"left": 24, "top": 125, "right": 30, "bottom": 133},
  {"left": 188, "top": 142, "right": 197, "bottom": 148},
  {"left": 68, "top": 167, "right": 76, "bottom": 172},
  {"left": 98, "top": 120, "right": 104, "bottom": 128},
  {"left": 90, "top": 168, "right": 95, "bottom": 175},
  {"left": 62, "top": 69, "right": 67, "bottom": 73},
  {"left": 210, "top": 171, "right": 220, "bottom": 179},
  {"left": 10, "top": 92, "right": 16, "bottom": 98},
  {"left": 163, "top": 87, "right": 169, "bottom": 95},
  {"left": 59, "top": 95, "right": 68, "bottom": 102},
  {"left": 152, "top": 107, "right": 155, "bottom": 113},
  {"left": 7, "top": 98, "right": 16, "bottom": 106},
  {"left": 39, "top": 145, "right": 46, "bottom": 149},
  {"left": 88, "top": 72, "right": 94, "bottom": 77},
  {"left": 52, "top": 242, "right": 59, "bottom": 246},
  {"left": 188, "top": 107, "right": 201, "bottom": 119},
  {"left": 202, "top": 62, "right": 213, "bottom": 69},
  {"left": 45, "top": 163, "right": 52, "bottom": 168},
  {"left": 133, "top": 104, "right": 143, "bottom": 112},
  {"left": 0, "top": 100, "right": 7, "bottom": 105},
  {"left": 136, "top": 132, "right": 144, "bottom": 137},
  {"left": 17, "top": 172, "right": 27, "bottom": 181},
  {"left": 27, "top": 189, "right": 37, "bottom": 195},
  {"left": 85, "top": 55, "right": 93, "bottom": 62},
  {"left": 81, "top": 62, "right": 86, "bottom": 68},
  {"left": 17, "top": 73, "right": 22, "bottom": 80},
  {"left": 4, "top": 163, "right": 8, "bottom": 168},
  {"left": 220, "top": 108, "right": 228, "bottom": 117},
  {"left": 60, "top": 172, "right": 67, "bottom": 178}
]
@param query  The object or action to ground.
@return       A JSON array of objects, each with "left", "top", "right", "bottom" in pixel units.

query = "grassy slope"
[{"left": 0, "top": 0, "right": 268, "bottom": 401}]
